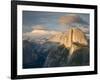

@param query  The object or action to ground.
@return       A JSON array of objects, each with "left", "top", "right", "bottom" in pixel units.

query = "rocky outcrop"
[{"left": 43, "top": 44, "right": 89, "bottom": 67}]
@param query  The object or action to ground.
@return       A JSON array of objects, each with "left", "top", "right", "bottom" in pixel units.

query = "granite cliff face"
[{"left": 49, "top": 28, "right": 88, "bottom": 54}]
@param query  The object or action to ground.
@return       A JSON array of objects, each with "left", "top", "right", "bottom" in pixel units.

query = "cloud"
[
  {"left": 58, "top": 14, "right": 88, "bottom": 26},
  {"left": 78, "top": 27, "right": 89, "bottom": 34},
  {"left": 23, "top": 25, "right": 47, "bottom": 39},
  {"left": 59, "top": 14, "right": 76, "bottom": 25},
  {"left": 23, "top": 25, "right": 60, "bottom": 40},
  {"left": 32, "top": 25, "right": 47, "bottom": 30}
]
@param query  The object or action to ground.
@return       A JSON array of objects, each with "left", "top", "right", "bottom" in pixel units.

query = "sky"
[{"left": 22, "top": 11, "right": 90, "bottom": 33}]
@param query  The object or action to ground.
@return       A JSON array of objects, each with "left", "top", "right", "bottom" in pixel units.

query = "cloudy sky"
[{"left": 22, "top": 11, "right": 89, "bottom": 33}]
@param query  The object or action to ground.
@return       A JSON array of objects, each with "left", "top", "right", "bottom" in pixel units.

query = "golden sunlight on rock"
[
  {"left": 65, "top": 28, "right": 88, "bottom": 47},
  {"left": 49, "top": 28, "right": 88, "bottom": 55}
]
